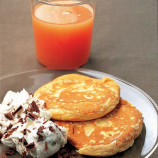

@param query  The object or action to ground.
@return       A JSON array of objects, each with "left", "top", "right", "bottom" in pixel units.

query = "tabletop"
[{"left": 0, "top": 0, "right": 158, "bottom": 157}]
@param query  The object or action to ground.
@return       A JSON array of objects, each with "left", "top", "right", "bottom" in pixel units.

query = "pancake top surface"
[
  {"left": 55, "top": 99, "right": 143, "bottom": 156},
  {"left": 34, "top": 74, "right": 120, "bottom": 121}
]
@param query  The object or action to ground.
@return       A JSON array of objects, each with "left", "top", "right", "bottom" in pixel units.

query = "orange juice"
[{"left": 32, "top": 1, "right": 95, "bottom": 67}]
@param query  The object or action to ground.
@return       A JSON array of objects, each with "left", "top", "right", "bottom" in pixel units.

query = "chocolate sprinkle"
[
  {"left": 4, "top": 112, "right": 13, "bottom": 120},
  {"left": 43, "top": 120, "right": 48, "bottom": 124},
  {"left": 27, "top": 129, "right": 31, "bottom": 133},
  {"left": 12, "top": 105, "right": 23, "bottom": 116},
  {"left": 37, "top": 132, "right": 44, "bottom": 142},
  {"left": 49, "top": 126, "right": 54, "bottom": 132},
  {"left": 30, "top": 101, "right": 40, "bottom": 113},
  {"left": 45, "top": 142, "right": 48, "bottom": 152},
  {"left": 7, "top": 123, "right": 13, "bottom": 130},
  {"left": 4, "top": 126, "right": 19, "bottom": 138},
  {"left": 19, "top": 138, "right": 23, "bottom": 142},
  {"left": 18, "top": 118, "right": 24, "bottom": 124},
  {"left": 23, "top": 138, "right": 28, "bottom": 146},
  {"left": 22, "top": 129, "right": 27, "bottom": 135},
  {"left": 26, "top": 142, "right": 35, "bottom": 152},
  {"left": 38, "top": 126, "right": 45, "bottom": 133},
  {"left": 24, "top": 115, "right": 28, "bottom": 123},
  {"left": 24, "top": 109, "right": 28, "bottom": 114},
  {"left": 0, "top": 132, "right": 2, "bottom": 143},
  {"left": 28, "top": 113, "right": 38, "bottom": 120}
]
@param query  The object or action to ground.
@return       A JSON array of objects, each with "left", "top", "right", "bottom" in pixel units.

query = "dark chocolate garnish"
[
  {"left": 43, "top": 120, "right": 48, "bottom": 124},
  {"left": 7, "top": 123, "right": 13, "bottom": 130},
  {"left": 24, "top": 109, "right": 28, "bottom": 114},
  {"left": 22, "top": 129, "right": 27, "bottom": 135},
  {"left": 0, "top": 132, "right": 2, "bottom": 143},
  {"left": 57, "top": 143, "right": 80, "bottom": 158},
  {"left": 30, "top": 101, "right": 40, "bottom": 113},
  {"left": 37, "top": 132, "right": 44, "bottom": 142},
  {"left": 18, "top": 118, "right": 24, "bottom": 124},
  {"left": 23, "top": 138, "right": 28, "bottom": 146},
  {"left": 28, "top": 113, "right": 38, "bottom": 120},
  {"left": 12, "top": 105, "right": 23, "bottom": 116},
  {"left": 49, "top": 126, "right": 54, "bottom": 132},
  {"left": 27, "top": 129, "right": 31, "bottom": 133},
  {"left": 55, "top": 124, "right": 61, "bottom": 131},
  {"left": 4, "top": 126, "right": 19, "bottom": 138},
  {"left": 45, "top": 142, "right": 48, "bottom": 152},
  {"left": 24, "top": 115, "right": 28, "bottom": 123},
  {"left": 19, "top": 138, "right": 23, "bottom": 142},
  {"left": 25, "top": 142, "right": 35, "bottom": 152},
  {"left": 4, "top": 112, "right": 13, "bottom": 120},
  {"left": 38, "top": 126, "right": 45, "bottom": 133}
]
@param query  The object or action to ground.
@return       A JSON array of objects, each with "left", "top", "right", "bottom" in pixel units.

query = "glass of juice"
[{"left": 30, "top": 0, "right": 96, "bottom": 68}]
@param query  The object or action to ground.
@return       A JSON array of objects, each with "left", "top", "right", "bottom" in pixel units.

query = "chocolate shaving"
[
  {"left": 4, "top": 112, "right": 13, "bottom": 120},
  {"left": 19, "top": 138, "right": 23, "bottom": 142},
  {"left": 49, "top": 127, "right": 54, "bottom": 132},
  {"left": 27, "top": 129, "right": 31, "bottom": 133},
  {"left": 30, "top": 101, "right": 40, "bottom": 113},
  {"left": 43, "top": 120, "right": 48, "bottom": 124},
  {"left": 45, "top": 142, "right": 48, "bottom": 152},
  {"left": 37, "top": 132, "right": 44, "bottom": 142},
  {"left": 4, "top": 126, "right": 19, "bottom": 138},
  {"left": 38, "top": 126, "right": 45, "bottom": 133},
  {"left": 24, "top": 115, "right": 27, "bottom": 123},
  {"left": 28, "top": 113, "right": 38, "bottom": 120},
  {"left": 12, "top": 105, "right": 23, "bottom": 116},
  {"left": 55, "top": 124, "right": 61, "bottom": 131},
  {"left": 23, "top": 138, "right": 28, "bottom": 146},
  {"left": 0, "top": 132, "right": 2, "bottom": 143},
  {"left": 24, "top": 109, "right": 28, "bottom": 114},
  {"left": 22, "top": 129, "right": 27, "bottom": 135},
  {"left": 18, "top": 118, "right": 24, "bottom": 124},
  {"left": 7, "top": 123, "right": 13, "bottom": 130},
  {"left": 57, "top": 143, "right": 79, "bottom": 158},
  {"left": 25, "top": 142, "right": 35, "bottom": 152},
  {"left": 0, "top": 133, "right": 2, "bottom": 139}
]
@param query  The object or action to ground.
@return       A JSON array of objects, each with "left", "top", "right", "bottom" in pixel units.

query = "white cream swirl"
[{"left": 0, "top": 89, "right": 67, "bottom": 158}]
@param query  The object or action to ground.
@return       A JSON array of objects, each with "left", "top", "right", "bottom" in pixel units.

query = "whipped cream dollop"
[{"left": 0, "top": 89, "right": 67, "bottom": 158}]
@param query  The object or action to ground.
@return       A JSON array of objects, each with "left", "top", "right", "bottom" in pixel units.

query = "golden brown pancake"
[
  {"left": 55, "top": 99, "right": 143, "bottom": 157},
  {"left": 34, "top": 74, "right": 120, "bottom": 121}
]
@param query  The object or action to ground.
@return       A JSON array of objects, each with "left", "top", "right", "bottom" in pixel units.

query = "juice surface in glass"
[{"left": 32, "top": 1, "right": 95, "bottom": 67}]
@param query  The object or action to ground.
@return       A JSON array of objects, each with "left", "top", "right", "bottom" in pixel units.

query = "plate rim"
[{"left": 0, "top": 67, "right": 158, "bottom": 158}]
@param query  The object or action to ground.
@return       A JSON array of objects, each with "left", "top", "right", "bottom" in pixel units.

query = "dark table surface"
[{"left": 0, "top": 0, "right": 157, "bottom": 157}]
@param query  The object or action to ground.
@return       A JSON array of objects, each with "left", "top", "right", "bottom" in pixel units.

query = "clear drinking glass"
[{"left": 30, "top": 0, "right": 96, "bottom": 67}]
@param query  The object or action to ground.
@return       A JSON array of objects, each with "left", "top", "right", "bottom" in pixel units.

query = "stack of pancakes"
[{"left": 35, "top": 74, "right": 143, "bottom": 157}]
